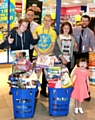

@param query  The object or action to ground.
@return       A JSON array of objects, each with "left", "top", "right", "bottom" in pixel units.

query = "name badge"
[{"left": 82, "top": 46, "right": 85, "bottom": 51}]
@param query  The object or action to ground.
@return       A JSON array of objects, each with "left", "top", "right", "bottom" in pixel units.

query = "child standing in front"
[{"left": 71, "top": 58, "right": 90, "bottom": 114}]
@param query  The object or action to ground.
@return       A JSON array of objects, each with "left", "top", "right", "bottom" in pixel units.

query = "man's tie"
[
  {"left": 78, "top": 29, "right": 84, "bottom": 53},
  {"left": 27, "top": 22, "right": 30, "bottom": 31}
]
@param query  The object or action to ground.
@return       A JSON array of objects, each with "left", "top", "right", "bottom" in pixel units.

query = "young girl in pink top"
[{"left": 71, "top": 58, "right": 90, "bottom": 114}]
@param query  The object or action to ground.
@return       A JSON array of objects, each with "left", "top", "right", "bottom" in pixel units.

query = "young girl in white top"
[{"left": 56, "top": 22, "right": 77, "bottom": 72}]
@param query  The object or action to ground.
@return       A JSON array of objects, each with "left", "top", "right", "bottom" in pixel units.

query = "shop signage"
[
  {"left": 0, "top": 0, "right": 15, "bottom": 24},
  {"left": 26, "top": 0, "right": 42, "bottom": 24},
  {"left": 15, "top": 2, "right": 22, "bottom": 13},
  {"left": 87, "top": 3, "right": 95, "bottom": 17},
  {"left": 61, "top": 6, "right": 81, "bottom": 15},
  {"left": 89, "top": 52, "right": 95, "bottom": 85}
]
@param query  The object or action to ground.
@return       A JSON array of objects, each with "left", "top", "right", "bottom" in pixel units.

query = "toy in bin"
[
  {"left": 46, "top": 66, "right": 72, "bottom": 88},
  {"left": 23, "top": 71, "right": 39, "bottom": 89},
  {"left": 48, "top": 87, "right": 73, "bottom": 116},
  {"left": 48, "top": 78, "right": 62, "bottom": 88},
  {"left": 33, "top": 67, "right": 42, "bottom": 79},
  {"left": 8, "top": 70, "right": 40, "bottom": 89},
  {"left": 8, "top": 73, "right": 24, "bottom": 89},
  {"left": 11, "top": 50, "right": 31, "bottom": 74},
  {"left": 36, "top": 55, "right": 60, "bottom": 68},
  {"left": 61, "top": 73, "right": 73, "bottom": 88},
  {"left": 46, "top": 66, "right": 61, "bottom": 79}
]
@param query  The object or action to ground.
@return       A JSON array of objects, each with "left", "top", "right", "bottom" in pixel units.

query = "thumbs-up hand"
[
  {"left": 33, "top": 32, "right": 39, "bottom": 39},
  {"left": 0, "top": 41, "right": 4, "bottom": 44},
  {"left": 8, "top": 35, "right": 14, "bottom": 44}
]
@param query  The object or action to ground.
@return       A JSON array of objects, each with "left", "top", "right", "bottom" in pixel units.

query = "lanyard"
[{"left": 42, "top": 27, "right": 50, "bottom": 35}]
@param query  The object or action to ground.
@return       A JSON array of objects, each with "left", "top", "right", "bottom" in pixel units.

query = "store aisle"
[{"left": 0, "top": 65, "right": 95, "bottom": 120}]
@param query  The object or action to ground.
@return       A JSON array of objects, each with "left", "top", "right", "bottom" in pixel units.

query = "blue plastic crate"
[
  {"left": 12, "top": 88, "right": 37, "bottom": 118},
  {"left": 48, "top": 87, "right": 73, "bottom": 116}
]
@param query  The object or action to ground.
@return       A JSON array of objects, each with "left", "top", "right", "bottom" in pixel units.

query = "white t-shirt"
[
  {"left": 30, "top": 21, "right": 39, "bottom": 33},
  {"left": 30, "top": 21, "right": 39, "bottom": 49},
  {"left": 59, "top": 34, "right": 72, "bottom": 62}
]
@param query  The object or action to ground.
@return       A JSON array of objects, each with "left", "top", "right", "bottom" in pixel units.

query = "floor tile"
[
  {"left": 0, "top": 93, "right": 5, "bottom": 101},
  {"left": 54, "top": 115, "right": 75, "bottom": 120},
  {"left": 0, "top": 100, "right": 8, "bottom": 109},
  {"left": 3, "top": 93, "right": 12, "bottom": 100},
  {"left": 35, "top": 101, "right": 47, "bottom": 113},
  {"left": 0, "top": 66, "right": 95, "bottom": 120},
  {"left": 9, "top": 107, "right": 14, "bottom": 116},
  {"left": 86, "top": 108, "right": 95, "bottom": 118},
  {"left": 1, "top": 117, "right": 35, "bottom": 120},
  {"left": 44, "top": 118, "right": 55, "bottom": 120},
  {"left": 6, "top": 99, "right": 13, "bottom": 108},
  {"left": 0, "top": 116, "right": 14, "bottom": 120},
  {"left": 91, "top": 92, "right": 95, "bottom": 98},
  {"left": 34, "top": 109, "right": 53, "bottom": 120},
  {"left": 82, "top": 100, "right": 95, "bottom": 111},
  {"left": 0, "top": 108, "right": 12, "bottom": 119},
  {"left": 71, "top": 112, "right": 95, "bottom": 120}
]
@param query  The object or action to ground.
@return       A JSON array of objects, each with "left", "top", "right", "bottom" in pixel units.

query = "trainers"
[
  {"left": 74, "top": 108, "right": 78, "bottom": 114},
  {"left": 78, "top": 108, "right": 84, "bottom": 114}
]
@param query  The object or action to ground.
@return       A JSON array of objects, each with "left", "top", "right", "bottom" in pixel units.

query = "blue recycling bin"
[
  {"left": 12, "top": 88, "right": 37, "bottom": 118},
  {"left": 48, "top": 87, "right": 73, "bottom": 116}
]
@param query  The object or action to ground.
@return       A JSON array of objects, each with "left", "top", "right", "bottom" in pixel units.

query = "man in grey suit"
[{"left": 73, "top": 15, "right": 95, "bottom": 64}]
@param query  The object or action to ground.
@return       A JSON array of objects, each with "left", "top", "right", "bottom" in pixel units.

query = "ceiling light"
[
  {"left": 73, "top": 0, "right": 82, "bottom": 3},
  {"left": 62, "top": 2, "right": 70, "bottom": 5},
  {"left": 54, "top": 4, "right": 56, "bottom": 6}
]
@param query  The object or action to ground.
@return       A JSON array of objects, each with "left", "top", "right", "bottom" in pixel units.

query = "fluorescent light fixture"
[
  {"left": 62, "top": 2, "right": 70, "bottom": 5},
  {"left": 87, "top": 0, "right": 95, "bottom": 2},
  {"left": 54, "top": 4, "right": 56, "bottom": 6},
  {"left": 54, "top": 2, "right": 70, "bottom": 6},
  {"left": 73, "top": 0, "right": 82, "bottom": 3}
]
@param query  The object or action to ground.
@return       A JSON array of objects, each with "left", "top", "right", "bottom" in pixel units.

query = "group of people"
[
  {"left": 55, "top": 15, "right": 95, "bottom": 114},
  {"left": 0, "top": 8, "right": 95, "bottom": 114}
]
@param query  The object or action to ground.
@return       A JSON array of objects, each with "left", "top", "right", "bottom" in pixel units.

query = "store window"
[
  {"left": 0, "top": 0, "right": 15, "bottom": 63},
  {"left": 0, "top": 0, "right": 57, "bottom": 63}
]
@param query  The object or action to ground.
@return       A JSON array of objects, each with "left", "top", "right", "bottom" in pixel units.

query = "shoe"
[
  {"left": 74, "top": 108, "right": 78, "bottom": 114},
  {"left": 85, "top": 92, "right": 91, "bottom": 102},
  {"left": 40, "top": 90, "right": 48, "bottom": 98},
  {"left": 78, "top": 108, "right": 84, "bottom": 114},
  {"left": 9, "top": 91, "right": 12, "bottom": 95}
]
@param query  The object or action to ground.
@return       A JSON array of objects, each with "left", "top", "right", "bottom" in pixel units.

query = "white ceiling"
[
  {"left": 16, "top": 0, "right": 94, "bottom": 7},
  {"left": 61, "top": 0, "right": 93, "bottom": 7},
  {"left": 50, "top": 0, "right": 94, "bottom": 7}
]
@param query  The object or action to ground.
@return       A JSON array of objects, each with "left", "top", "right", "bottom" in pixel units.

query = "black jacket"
[
  {"left": 0, "top": 41, "right": 8, "bottom": 49},
  {"left": 0, "top": 29, "right": 39, "bottom": 51},
  {"left": 9, "top": 29, "right": 39, "bottom": 51}
]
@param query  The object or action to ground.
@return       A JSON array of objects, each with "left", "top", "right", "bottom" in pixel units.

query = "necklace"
[
  {"left": 42, "top": 27, "right": 50, "bottom": 34},
  {"left": 42, "top": 27, "right": 50, "bottom": 47}
]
